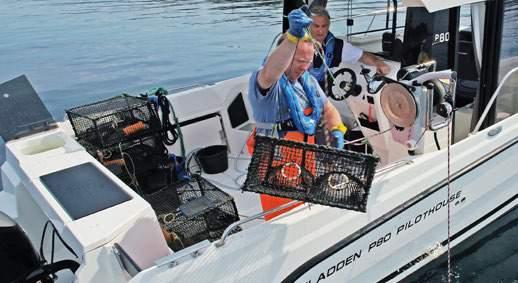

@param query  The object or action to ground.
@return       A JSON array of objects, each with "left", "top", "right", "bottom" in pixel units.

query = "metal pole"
[
  {"left": 215, "top": 200, "right": 302, "bottom": 247},
  {"left": 385, "top": 0, "right": 390, "bottom": 30}
]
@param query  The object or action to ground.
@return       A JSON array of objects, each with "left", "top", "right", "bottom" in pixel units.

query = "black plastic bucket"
[{"left": 197, "top": 145, "right": 228, "bottom": 174}]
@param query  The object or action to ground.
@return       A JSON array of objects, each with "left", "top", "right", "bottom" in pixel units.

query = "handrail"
[
  {"left": 386, "top": 0, "right": 391, "bottom": 29},
  {"left": 215, "top": 159, "right": 414, "bottom": 248},
  {"left": 155, "top": 240, "right": 211, "bottom": 268},
  {"left": 332, "top": 7, "right": 406, "bottom": 22},
  {"left": 215, "top": 200, "right": 302, "bottom": 247},
  {"left": 472, "top": 66, "right": 518, "bottom": 133},
  {"left": 375, "top": 159, "right": 413, "bottom": 174},
  {"left": 391, "top": 0, "right": 398, "bottom": 44},
  {"left": 366, "top": 12, "right": 378, "bottom": 34},
  {"left": 333, "top": 6, "right": 406, "bottom": 40},
  {"left": 347, "top": 26, "right": 404, "bottom": 37}
]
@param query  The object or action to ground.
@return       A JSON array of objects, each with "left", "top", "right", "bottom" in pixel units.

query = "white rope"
[
  {"left": 310, "top": 32, "right": 342, "bottom": 147},
  {"left": 446, "top": 115, "right": 452, "bottom": 283},
  {"left": 311, "top": 34, "right": 340, "bottom": 83},
  {"left": 261, "top": 28, "right": 379, "bottom": 148},
  {"left": 118, "top": 142, "right": 143, "bottom": 195},
  {"left": 304, "top": 27, "right": 370, "bottom": 147},
  {"left": 344, "top": 126, "right": 393, "bottom": 146}
]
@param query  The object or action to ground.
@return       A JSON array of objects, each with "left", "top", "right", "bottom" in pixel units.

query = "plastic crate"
[
  {"left": 243, "top": 135, "right": 379, "bottom": 212},
  {"left": 145, "top": 175, "right": 240, "bottom": 251},
  {"left": 66, "top": 95, "right": 161, "bottom": 149}
]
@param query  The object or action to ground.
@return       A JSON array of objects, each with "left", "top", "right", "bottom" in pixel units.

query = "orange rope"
[
  {"left": 102, "top": 158, "right": 126, "bottom": 167},
  {"left": 122, "top": 121, "right": 146, "bottom": 136}
]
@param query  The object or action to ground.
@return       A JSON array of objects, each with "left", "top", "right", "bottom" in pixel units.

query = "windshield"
[
  {"left": 471, "top": 0, "right": 518, "bottom": 132},
  {"left": 494, "top": 0, "right": 518, "bottom": 123},
  {"left": 494, "top": 67, "right": 518, "bottom": 124}
]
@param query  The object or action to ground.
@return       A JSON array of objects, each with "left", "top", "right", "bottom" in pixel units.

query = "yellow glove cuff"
[
  {"left": 286, "top": 32, "right": 312, "bottom": 44},
  {"left": 331, "top": 123, "right": 348, "bottom": 134}
]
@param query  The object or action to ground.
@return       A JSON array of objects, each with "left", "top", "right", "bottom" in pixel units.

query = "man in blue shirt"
[
  {"left": 248, "top": 8, "right": 346, "bottom": 150},
  {"left": 247, "top": 8, "right": 347, "bottom": 219}
]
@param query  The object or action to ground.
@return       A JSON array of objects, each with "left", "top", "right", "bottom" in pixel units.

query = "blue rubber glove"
[
  {"left": 331, "top": 130, "right": 345, "bottom": 149},
  {"left": 287, "top": 8, "right": 313, "bottom": 38}
]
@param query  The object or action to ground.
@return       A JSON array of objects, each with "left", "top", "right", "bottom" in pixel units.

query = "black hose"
[
  {"left": 142, "top": 88, "right": 186, "bottom": 157},
  {"left": 149, "top": 88, "right": 181, "bottom": 146},
  {"left": 39, "top": 220, "right": 79, "bottom": 265},
  {"left": 434, "top": 131, "right": 441, "bottom": 150},
  {"left": 157, "top": 94, "right": 179, "bottom": 146}
]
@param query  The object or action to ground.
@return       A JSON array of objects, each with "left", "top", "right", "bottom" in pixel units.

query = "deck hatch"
[{"left": 40, "top": 163, "right": 132, "bottom": 220}]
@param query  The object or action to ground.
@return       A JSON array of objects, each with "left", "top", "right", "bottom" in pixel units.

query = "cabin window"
[
  {"left": 495, "top": 0, "right": 518, "bottom": 123},
  {"left": 327, "top": 0, "right": 406, "bottom": 56},
  {"left": 227, "top": 92, "right": 249, "bottom": 128},
  {"left": 341, "top": 1, "right": 405, "bottom": 36},
  {"left": 494, "top": 70, "right": 518, "bottom": 123},
  {"left": 498, "top": 0, "right": 518, "bottom": 84},
  {"left": 454, "top": 5, "right": 479, "bottom": 108},
  {"left": 499, "top": 0, "right": 518, "bottom": 65}
]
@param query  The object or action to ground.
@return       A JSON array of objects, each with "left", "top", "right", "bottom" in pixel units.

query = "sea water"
[
  {"left": 1, "top": 0, "right": 517, "bottom": 282},
  {"left": 0, "top": 0, "right": 413, "bottom": 120}
]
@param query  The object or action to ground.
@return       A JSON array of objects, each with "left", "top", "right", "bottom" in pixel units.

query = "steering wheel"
[{"left": 330, "top": 68, "right": 360, "bottom": 101}]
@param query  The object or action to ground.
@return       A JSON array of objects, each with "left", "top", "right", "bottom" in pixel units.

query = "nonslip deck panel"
[
  {"left": 40, "top": 163, "right": 132, "bottom": 220},
  {"left": 0, "top": 75, "right": 56, "bottom": 141}
]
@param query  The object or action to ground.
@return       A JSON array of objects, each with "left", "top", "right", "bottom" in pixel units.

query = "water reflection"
[{"left": 401, "top": 208, "right": 518, "bottom": 283}]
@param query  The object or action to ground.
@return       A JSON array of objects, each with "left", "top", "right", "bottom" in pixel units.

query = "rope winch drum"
[{"left": 380, "top": 69, "right": 456, "bottom": 131}]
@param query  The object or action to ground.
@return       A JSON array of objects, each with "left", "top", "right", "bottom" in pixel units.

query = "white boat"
[{"left": 1, "top": 0, "right": 517, "bottom": 282}]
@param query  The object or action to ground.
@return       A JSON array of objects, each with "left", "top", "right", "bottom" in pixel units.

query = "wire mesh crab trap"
[
  {"left": 144, "top": 175, "right": 240, "bottom": 251},
  {"left": 99, "top": 134, "right": 168, "bottom": 173},
  {"left": 243, "top": 135, "right": 379, "bottom": 212},
  {"left": 66, "top": 95, "right": 161, "bottom": 150},
  {"left": 94, "top": 134, "right": 171, "bottom": 194}
]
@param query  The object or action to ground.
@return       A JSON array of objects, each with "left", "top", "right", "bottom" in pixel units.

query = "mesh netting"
[
  {"left": 96, "top": 134, "right": 171, "bottom": 194},
  {"left": 144, "top": 184, "right": 181, "bottom": 215},
  {"left": 175, "top": 176, "right": 239, "bottom": 235},
  {"left": 66, "top": 95, "right": 161, "bottom": 149},
  {"left": 144, "top": 175, "right": 239, "bottom": 251},
  {"left": 102, "top": 134, "right": 168, "bottom": 173},
  {"left": 243, "top": 135, "right": 379, "bottom": 212}
]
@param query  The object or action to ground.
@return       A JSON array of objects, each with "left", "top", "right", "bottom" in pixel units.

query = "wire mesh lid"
[
  {"left": 65, "top": 94, "right": 161, "bottom": 150},
  {"left": 243, "top": 135, "right": 379, "bottom": 212},
  {"left": 66, "top": 95, "right": 149, "bottom": 119}
]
